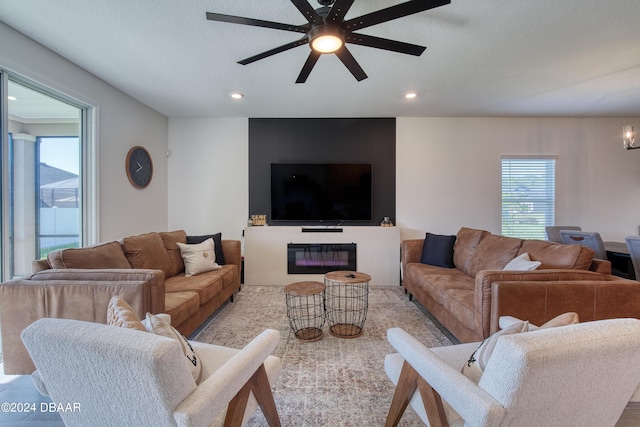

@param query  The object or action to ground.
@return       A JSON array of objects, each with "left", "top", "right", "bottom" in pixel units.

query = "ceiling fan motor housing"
[{"left": 308, "top": 24, "right": 345, "bottom": 51}]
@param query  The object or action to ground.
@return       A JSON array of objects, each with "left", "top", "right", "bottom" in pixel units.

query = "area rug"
[{"left": 194, "top": 285, "right": 453, "bottom": 426}]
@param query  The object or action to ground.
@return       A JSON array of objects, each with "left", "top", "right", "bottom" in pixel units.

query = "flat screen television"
[{"left": 271, "top": 163, "right": 372, "bottom": 222}]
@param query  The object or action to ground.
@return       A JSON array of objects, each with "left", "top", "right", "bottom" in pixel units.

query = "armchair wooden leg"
[
  {"left": 224, "top": 364, "right": 281, "bottom": 427},
  {"left": 417, "top": 376, "right": 448, "bottom": 427},
  {"left": 385, "top": 361, "right": 419, "bottom": 427},
  {"left": 251, "top": 364, "right": 282, "bottom": 427},
  {"left": 385, "top": 361, "right": 449, "bottom": 427}
]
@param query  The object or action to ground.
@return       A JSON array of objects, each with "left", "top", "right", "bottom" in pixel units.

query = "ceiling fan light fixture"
[{"left": 309, "top": 25, "right": 344, "bottom": 54}]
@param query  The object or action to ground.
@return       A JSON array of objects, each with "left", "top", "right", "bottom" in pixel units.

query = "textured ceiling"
[{"left": 1, "top": 0, "right": 639, "bottom": 118}]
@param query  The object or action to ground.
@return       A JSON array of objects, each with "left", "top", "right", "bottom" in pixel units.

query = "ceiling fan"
[{"left": 206, "top": 0, "right": 451, "bottom": 83}]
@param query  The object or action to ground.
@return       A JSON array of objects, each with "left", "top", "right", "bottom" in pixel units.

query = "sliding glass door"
[{"left": 2, "top": 76, "right": 86, "bottom": 279}]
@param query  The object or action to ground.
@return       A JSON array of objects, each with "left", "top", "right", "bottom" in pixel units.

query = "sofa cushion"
[
  {"left": 187, "top": 233, "right": 225, "bottom": 265},
  {"left": 48, "top": 241, "right": 131, "bottom": 269},
  {"left": 467, "top": 234, "right": 523, "bottom": 276},
  {"left": 165, "top": 291, "right": 199, "bottom": 329},
  {"left": 121, "top": 232, "right": 173, "bottom": 278},
  {"left": 453, "top": 228, "right": 490, "bottom": 276},
  {"left": 177, "top": 238, "right": 221, "bottom": 277},
  {"left": 517, "top": 239, "right": 594, "bottom": 270},
  {"left": 159, "top": 230, "right": 187, "bottom": 277},
  {"left": 165, "top": 270, "right": 225, "bottom": 305},
  {"left": 405, "top": 263, "right": 473, "bottom": 305},
  {"left": 420, "top": 233, "right": 456, "bottom": 268}
]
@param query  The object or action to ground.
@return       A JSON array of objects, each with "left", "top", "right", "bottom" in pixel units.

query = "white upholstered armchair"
[
  {"left": 384, "top": 318, "right": 640, "bottom": 427},
  {"left": 21, "top": 318, "right": 282, "bottom": 427}
]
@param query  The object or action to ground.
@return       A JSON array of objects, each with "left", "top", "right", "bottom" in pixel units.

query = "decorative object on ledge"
[
  {"left": 380, "top": 216, "right": 394, "bottom": 227},
  {"left": 250, "top": 214, "right": 267, "bottom": 226},
  {"left": 623, "top": 125, "right": 638, "bottom": 150}
]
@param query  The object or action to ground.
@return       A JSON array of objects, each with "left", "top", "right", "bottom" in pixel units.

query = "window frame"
[{"left": 501, "top": 156, "right": 557, "bottom": 240}]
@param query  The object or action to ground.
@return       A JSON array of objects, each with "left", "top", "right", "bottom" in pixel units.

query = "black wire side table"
[
  {"left": 324, "top": 271, "right": 371, "bottom": 338},
  {"left": 284, "top": 281, "right": 326, "bottom": 342}
]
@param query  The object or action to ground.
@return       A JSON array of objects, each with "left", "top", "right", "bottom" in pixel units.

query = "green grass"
[{"left": 40, "top": 242, "right": 79, "bottom": 259}]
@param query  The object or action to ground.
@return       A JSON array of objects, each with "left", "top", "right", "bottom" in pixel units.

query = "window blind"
[{"left": 501, "top": 158, "right": 555, "bottom": 239}]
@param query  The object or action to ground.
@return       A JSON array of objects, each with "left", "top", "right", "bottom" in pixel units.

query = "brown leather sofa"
[
  {"left": 402, "top": 227, "right": 640, "bottom": 343},
  {"left": 0, "top": 230, "right": 241, "bottom": 374}
]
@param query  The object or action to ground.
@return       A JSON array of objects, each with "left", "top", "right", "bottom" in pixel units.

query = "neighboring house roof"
[
  {"left": 39, "top": 162, "right": 77, "bottom": 186},
  {"left": 40, "top": 177, "right": 78, "bottom": 189}
]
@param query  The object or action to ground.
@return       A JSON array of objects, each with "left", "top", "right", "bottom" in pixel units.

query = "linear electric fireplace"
[{"left": 287, "top": 243, "right": 357, "bottom": 274}]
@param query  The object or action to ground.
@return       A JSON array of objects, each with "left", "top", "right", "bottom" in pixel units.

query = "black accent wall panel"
[{"left": 249, "top": 118, "right": 396, "bottom": 226}]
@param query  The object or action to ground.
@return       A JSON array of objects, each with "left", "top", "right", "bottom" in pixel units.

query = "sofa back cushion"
[
  {"left": 159, "top": 230, "right": 187, "bottom": 277},
  {"left": 122, "top": 232, "right": 173, "bottom": 278},
  {"left": 453, "top": 227, "right": 491, "bottom": 275},
  {"left": 47, "top": 241, "right": 131, "bottom": 269},
  {"left": 467, "top": 234, "right": 523, "bottom": 276},
  {"left": 517, "top": 239, "right": 595, "bottom": 270}
]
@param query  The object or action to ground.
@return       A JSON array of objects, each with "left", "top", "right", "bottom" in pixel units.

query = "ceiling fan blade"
[
  {"left": 238, "top": 37, "right": 309, "bottom": 65},
  {"left": 343, "top": 0, "right": 450, "bottom": 31},
  {"left": 327, "top": 0, "right": 355, "bottom": 23},
  {"left": 346, "top": 33, "right": 426, "bottom": 56},
  {"left": 335, "top": 47, "right": 368, "bottom": 81},
  {"left": 206, "top": 12, "right": 307, "bottom": 33},
  {"left": 296, "top": 51, "right": 321, "bottom": 83},
  {"left": 290, "top": 0, "right": 323, "bottom": 25}
]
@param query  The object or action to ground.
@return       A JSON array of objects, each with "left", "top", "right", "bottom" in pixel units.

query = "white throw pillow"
[
  {"left": 466, "top": 312, "right": 581, "bottom": 383},
  {"left": 462, "top": 320, "right": 529, "bottom": 384},
  {"left": 503, "top": 252, "right": 541, "bottom": 271},
  {"left": 499, "top": 312, "right": 579, "bottom": 331},
  {"left": 144, "top": 313, "right": 202, "bottom": 383},
  {"left": 177, "top": 238, "right": 221, "bottom": 276}
]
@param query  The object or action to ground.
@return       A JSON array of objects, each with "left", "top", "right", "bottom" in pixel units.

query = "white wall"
[
  {"left": 167, "top": 118, "right": 248, "bottom": 240},
  {"left": 397, "top": 117, "right": 640, "bottom": 242},
  {"left": 0, "top": 22, "right": 169, "bottom": 242},
  {"left": 166, "top": 116, "right": 640, "bottom": 247}
]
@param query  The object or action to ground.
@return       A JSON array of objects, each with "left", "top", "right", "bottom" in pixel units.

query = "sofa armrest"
[
  {"left": 401, "top": 239, "right": 424, "bottom": 282},
  {"left": 222, "top": 240, "right": 241, "bottom": 274},
  {"left": 28, "top": 268, "right": 165, "bottom": 313},
  {"left": 589, "top": 258, "right": 612, "bottom": 274},
  {"left": 32, "top": 258, "right": 51, "bottom": 272},
  {"left": 489, "top": 279, "right": 640, "bottom": 334},
  {"left": 474, "top": 269, "right": 609, "bottom": 338},
  {"left": 0, "top": 278, "right": 158, "bottom": 375}
]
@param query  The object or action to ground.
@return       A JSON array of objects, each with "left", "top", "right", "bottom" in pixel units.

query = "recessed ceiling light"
[
  {"left": 7, "top": 96, "right": 16, "bottom": 101},
  {"left": 230, "top": 92, "right": 244, "bottom": 99},
  {"left": 405, "top": 92, "right": 417, "bottom": 99}
]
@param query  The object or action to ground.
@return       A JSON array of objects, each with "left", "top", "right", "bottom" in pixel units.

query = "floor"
[
  {"left": 2, "top": 361, "right": 640, "bottom": 426},
  {"left": 0, "top": 368, "right": 64, "bottom": 426}
]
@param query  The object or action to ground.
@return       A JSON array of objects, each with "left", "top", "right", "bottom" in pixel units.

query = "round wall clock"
[{"left": 125, "top": 146, "right": 153, "bottom": 189}]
